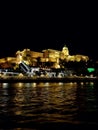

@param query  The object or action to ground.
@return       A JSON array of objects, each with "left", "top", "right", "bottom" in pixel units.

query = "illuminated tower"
[{"left": 62, "top": 45, "right": 69, "bottom": 56}]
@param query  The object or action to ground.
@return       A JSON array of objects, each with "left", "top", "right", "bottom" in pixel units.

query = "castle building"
[{"left": 0, "top": 45, "right": 89, "bottom": 69}]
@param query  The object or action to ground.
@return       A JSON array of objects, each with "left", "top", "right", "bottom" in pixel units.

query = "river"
[{"left": 0, "top": 82, "right": 98, "bottom": 129}]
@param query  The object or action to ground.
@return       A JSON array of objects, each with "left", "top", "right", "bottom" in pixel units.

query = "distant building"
[{"left": 0, "top": 45, "right": 89, "bottom": 69}]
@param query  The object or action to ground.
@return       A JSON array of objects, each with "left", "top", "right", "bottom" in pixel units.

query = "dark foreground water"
[{"left": 0, "top": 81, "right": 98, "bottom": 129}]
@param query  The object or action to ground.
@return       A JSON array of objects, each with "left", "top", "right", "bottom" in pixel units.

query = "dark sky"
[{"left": 1, "top": 2, "right": 98, "bottom": 60}]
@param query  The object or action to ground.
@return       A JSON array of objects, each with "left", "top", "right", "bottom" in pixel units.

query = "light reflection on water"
[{"left": 0, "top": 82, "right": 98, "bottom": 129}]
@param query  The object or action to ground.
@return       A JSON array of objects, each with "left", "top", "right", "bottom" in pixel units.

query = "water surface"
[{"left": 0, "top": 82, "right": 98, "bottom": 129}]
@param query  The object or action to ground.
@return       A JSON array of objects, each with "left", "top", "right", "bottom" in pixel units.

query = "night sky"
[{"left": 1, "top": 2, "right": 98, "bottom": 61}]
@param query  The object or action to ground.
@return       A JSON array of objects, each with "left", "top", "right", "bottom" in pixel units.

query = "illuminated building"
[{"left": 0, "top": 45, "right": 89, "bottom": 69}]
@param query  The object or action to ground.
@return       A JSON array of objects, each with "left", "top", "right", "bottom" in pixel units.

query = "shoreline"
[{"left": 0, "top": 76, "right": 98, "bottom": 83}]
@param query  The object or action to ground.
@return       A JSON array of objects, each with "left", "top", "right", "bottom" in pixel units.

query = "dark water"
[{"left": 0, "top": 82, "right": 98, "bottom": 129}]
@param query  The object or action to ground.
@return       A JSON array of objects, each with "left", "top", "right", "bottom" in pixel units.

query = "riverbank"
[{"left": 0, "top": 76, "right": 98, "bottom": 83}]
